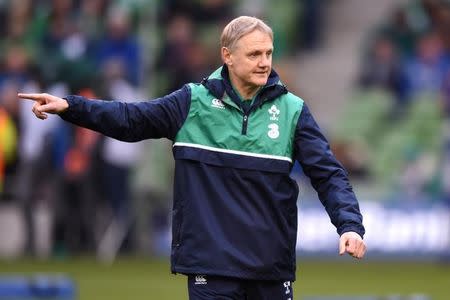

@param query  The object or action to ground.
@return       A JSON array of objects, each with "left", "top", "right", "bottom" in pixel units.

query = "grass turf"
[{"left": 1, "top": 257, "right": 449, "bottom": 299}]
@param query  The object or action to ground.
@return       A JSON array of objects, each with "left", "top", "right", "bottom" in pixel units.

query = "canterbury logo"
[
  {"left": 194, "top": 275, "right": 207, "bottom": 285},
  {"left": 211, "top": 98, "right": 226, "bottom": 109}
]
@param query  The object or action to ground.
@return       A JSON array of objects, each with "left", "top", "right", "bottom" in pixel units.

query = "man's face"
[{"left": 223, "top": 30, "right": 273, "bottom": 92}]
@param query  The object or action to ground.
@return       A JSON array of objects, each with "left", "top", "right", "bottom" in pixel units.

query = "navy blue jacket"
[{"left": 60, "top": 66, "right": 364, "bottom": 281}]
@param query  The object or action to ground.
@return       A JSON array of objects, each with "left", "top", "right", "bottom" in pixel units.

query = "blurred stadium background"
[{"left": 0, "top": 0, "right": 449, "bottom": 299}]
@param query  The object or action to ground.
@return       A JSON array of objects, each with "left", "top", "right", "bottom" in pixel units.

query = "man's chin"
[{"left": 253, "top": 78, "right": 269, "bottom": 87}]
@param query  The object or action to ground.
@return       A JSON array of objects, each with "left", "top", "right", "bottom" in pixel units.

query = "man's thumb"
[{"left": 38, "top": 103, "right": 55, "bottom": 113}]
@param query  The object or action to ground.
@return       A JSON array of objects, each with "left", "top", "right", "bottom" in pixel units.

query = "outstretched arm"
[
  {"left": 294, "top": 104, "right": 366, "bottom": 259},
  {"left": 18, "top": 86, "right": 191, "bottom": 142}
]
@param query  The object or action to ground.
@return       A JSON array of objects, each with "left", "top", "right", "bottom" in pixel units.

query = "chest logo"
[
  {"left": 194, "top": 275, "right": 207, "bottom": 285},
  {"left": 268, "top": 123, "right": 280, "bottom": 139},
  {"left": 268, "top": 105, "right": 280, "bottom": 121},
  {"left": 211, "top": 98, "right": 226, "bottom": 109}
]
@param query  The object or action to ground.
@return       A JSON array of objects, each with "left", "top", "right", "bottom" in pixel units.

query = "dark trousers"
[{"left": 187, "top": 275, "right": 293, "bottom": 300}]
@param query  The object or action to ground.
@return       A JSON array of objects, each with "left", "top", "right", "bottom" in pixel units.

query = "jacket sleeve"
[
  {"left": 294, "top": 104, "right": 365, "bottom": 238},
  {"left": 59, "top": 85, "right": 191, "bottom": 142}
]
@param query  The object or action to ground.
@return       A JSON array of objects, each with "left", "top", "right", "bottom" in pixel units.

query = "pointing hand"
[{"left": 18, "top": 93, "right": 69, "bottom": 120}]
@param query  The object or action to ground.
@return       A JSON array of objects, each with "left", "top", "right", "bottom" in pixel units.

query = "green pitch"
[{"left": 1, "top": 257, "right": 449, "bottom": 300}]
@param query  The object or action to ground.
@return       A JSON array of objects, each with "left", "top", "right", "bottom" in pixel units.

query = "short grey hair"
[{"left": 221, "top": 16, "right": 273, "bottom": 50}]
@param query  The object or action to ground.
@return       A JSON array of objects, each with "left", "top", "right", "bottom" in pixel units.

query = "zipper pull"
[{"left": 242, "top": 115, "right": 249, "bottom": 135}]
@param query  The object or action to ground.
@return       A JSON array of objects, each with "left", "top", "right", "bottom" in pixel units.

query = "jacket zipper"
[
  {"left": 242, "top": 114, "right": 249, "bottom": 135},
  {"left": 231, "top": 83, "right": 286, "bottom": 135}
]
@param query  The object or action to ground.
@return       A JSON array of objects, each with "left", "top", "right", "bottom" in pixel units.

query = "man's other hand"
[
  {"left": 339, "top": 231, "right": 366, "bottom": 259},
  {"left": 18, "top": 93, "right": 69, "bottom": 120}
]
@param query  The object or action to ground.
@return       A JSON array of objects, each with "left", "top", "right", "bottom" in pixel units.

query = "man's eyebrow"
[{"left": 248, "top": 48, "right": 273, "bottom": 53}]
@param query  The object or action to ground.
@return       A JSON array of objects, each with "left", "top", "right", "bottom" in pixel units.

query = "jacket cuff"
[
  {"left": 338, "top": 223, "right": 365, "bottom": 239},
  {"left": 59, "top": 95, "right": 83, "bottom": 121}
]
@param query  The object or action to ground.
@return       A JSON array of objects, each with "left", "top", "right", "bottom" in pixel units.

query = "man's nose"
[{"left": 259, "top": 55, "right": 270, "bottom": 67}]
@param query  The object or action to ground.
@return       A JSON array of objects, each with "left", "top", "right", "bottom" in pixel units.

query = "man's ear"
[{"left": 221, "top": 47, "right": 232, "bottom": 66}]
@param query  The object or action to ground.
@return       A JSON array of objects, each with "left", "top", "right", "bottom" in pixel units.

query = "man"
[{"left": 19, "top": 16, "right": 366, "bottom": 300}]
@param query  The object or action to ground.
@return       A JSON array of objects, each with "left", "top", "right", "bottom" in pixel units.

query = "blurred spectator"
[
  {"left": 37, "top": 0, "right": 93, "bottom": 90},
  {"left": 52, "top": 88, "right": 102, "bottom": 255},
  {"left": 298, "top": 0, "right": 324, "bottom": 51},
  {"left": 155, "top": 15, "right": 197, "bottom": 93},
  {"left": 0, "top": 83, "right": 19, "bottom": 196},
  {"left": 97, "top": 58, "right": 142, "bottom": 256},
  {"left": 398, "top": 0, "right": 441, "bottom": 36},
  {"left": 17, "top": 82, "right": 60, "bottom": 257},
  {"left": 0, "top": 45, "right": 34, "bottom": 203},
  {"left": 402, "top": 31, "right": 449, "bottom": 101},
  {"left": 358, "top": 36, "right": 407, "bottom": 110},
  {"left": 0, "top": 0, "right": 37, "bottom": 55},
  {"left": 155, "top": 0, "right": 235, "bottom": 93},
  {"left": 42, "top": 0, "right": 76, "bottom": 43},
  {"left": 37, "top": 0, "right": 76, "bottom": 71},
  {"left": 160, "top": 0, "right": 232, "bottom": 24},
  {"left": 78, "top": 0, "right": 109, "bottom": 42},
  {"left": 378, "top": 7, "right": 419, "bottom": 57},
  {"left": 94, "top": 6, "right": 140, "bottom": 86},
  {"left": 432, "top": 2, "right": 450, "bottom": 53},
  {"left": 0, "top": 45, "right": 33, "bottom": 89}
]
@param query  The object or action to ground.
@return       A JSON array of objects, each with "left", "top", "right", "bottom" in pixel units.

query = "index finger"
[{"left": 17, "top": 93, "right": 44, "bottom": 101}]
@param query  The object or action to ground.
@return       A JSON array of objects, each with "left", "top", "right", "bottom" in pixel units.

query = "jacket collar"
[{"left": 202, "top": 65, "right": 288, "bottom": 109}]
